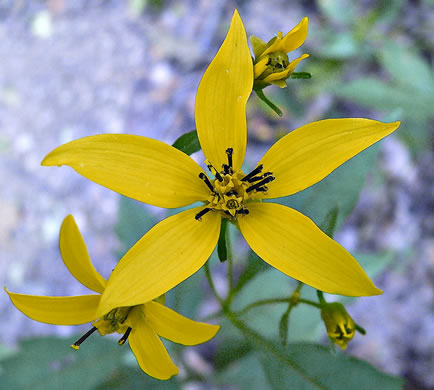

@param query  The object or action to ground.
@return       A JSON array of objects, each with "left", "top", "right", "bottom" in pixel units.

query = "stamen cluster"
[{"left": 196, "top": 148, "right": 274, "bottom": 221}]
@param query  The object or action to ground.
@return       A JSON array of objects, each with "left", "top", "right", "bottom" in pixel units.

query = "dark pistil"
[
  {"left": 199, "top": 173, "right": 214, "bottom": 192},
  {"left": 195, "top": 207, "right": 211, "bottom": 221},
  {"left": 118, "top": 327, "right": 132, "bottom": 345},
  {"left": 226, "top": 148, "right": 233, "bottom": 168},
  {"left": 246, "top": 175, "right": 275, "bottom": 193},
  {"left": 241, "top": 164, "right": 263, "bottom": 182},
  {"left": 206, "top": 162, "right": 223, "bottom": 182},
  {"left": 72, "top": 326, "right": 98, "bottom": 348}
]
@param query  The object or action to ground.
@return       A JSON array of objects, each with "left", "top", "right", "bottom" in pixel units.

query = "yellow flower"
[
  {"left": 251, "top": 17, "right": 309, "bottom": 88},
  {"left": 320, "top": 302, "right": 356, "bottom": 350},
  {"left": 6, "top": 215, "right": 219, "bottom": 380},
  {"left": 40, "top": 10, "right": 400, "bottom": 318}
]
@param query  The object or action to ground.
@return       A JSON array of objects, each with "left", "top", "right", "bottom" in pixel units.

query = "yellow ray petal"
[
  {"left": 97, "top": 206, "right": 221, "bottom": 317},
  {"left": 195, "top": 10, "right": 252, "bottom": 172},
  {"left": 259, "top": 119, "right": 400, "bottom": 199},
  {"left": 42, "top": 134, "right": 209, "bottom": 208},
  {"left": 60, "top": 215, "right": 106, "bottom": 294},
  {"left": 270, "top": 79, "right": 288, "bottom": 88},
  {"left": 145, "top": 301, "right": 219, "bottom": 345},
  {"left": 238, "top": 203, "right": 382, "bottom": 296},
  {"left": 254, "top": 57, "right": 269, "bottom": 78},
  {"left": 281, "top": 17, "right": 309, "bottom": 53},
  {"left": 261, "top": 32, "right": 283, "bottom": 57},
  {"left": 126, "top": 307, "right": 179, "bottom": 380},
  {"left": 6, "top": 289, "right": 100, "bottom": 325}
]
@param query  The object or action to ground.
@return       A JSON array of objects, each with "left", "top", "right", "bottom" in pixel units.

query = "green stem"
[
  {"left": 204, "top": 261, "right": 223, "bottom": 305},
  {"left": 226, "top": 222, "right": 233, "bottom": 294},
  {"left": 316, "top": 290, "right": 326, "bottom": 306},
  {"left": 298, "top": 298, "right": 322, "bottom": 309},
  {"left": 254, "top": 88, "right": 283, "bottom": 117},
  {"left": 224, "top": 310, "right": 327, "bottom": 390}
]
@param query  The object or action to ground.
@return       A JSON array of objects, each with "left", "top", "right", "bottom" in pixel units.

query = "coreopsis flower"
[
  {"left": 251, "top": 17, "right": 309, "bottom": 89},
  {"left": 6, "top": 215, "right": 219, "bottom": 380},
  {"left": 320, "top": 302, "right": 356, "bottom": 350},
  {"left": 41, "top": 10, "right": 400, "bottom": 318}
]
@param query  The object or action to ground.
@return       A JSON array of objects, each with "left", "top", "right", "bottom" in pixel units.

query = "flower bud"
[
  {"left": 320, "top": 302, "right": 356, "bottom": 350},
  {"left": 251, "top": 17, "right": 309, "bottom": 89}
]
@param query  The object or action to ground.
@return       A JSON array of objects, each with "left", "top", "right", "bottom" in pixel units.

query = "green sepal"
[
  {"left": 290, "top": 72, "right": 312, "bottom": 79},
  {"left": 217, "top": 219, "right": 228, "bottom": 263}
]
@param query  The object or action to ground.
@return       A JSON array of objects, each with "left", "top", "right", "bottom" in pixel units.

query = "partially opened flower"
[
  {"left": 251, "top": 17, "right": 309, "bottom": 88},
  {"left": 321, "top": 302, "right": 356, "bottom": 350},
  {"left": 6, "top": 215, "right": 219, "bottom": 380},
  {"left": 41, "top": 10, "right": 400, "bottom": 318}
]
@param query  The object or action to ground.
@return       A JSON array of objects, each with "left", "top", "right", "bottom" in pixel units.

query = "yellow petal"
[
  {"left": 60, "top": 215, "right": 106, "bottom": 294},
  {"left": 270, "top": 79, "right": 288, "bottom": 88},
  {"left": 261, "top": 32, "right": 283, "bottom": 57},
  {"left": 97, "top": 206, "right": 221, "bottom": 317},
  {"left": 262, "top": 54, "right": 309, "bottom": 83},
  {"left": 281, "top": 17, "right": 309, "bottom": 53},
  {"left": 250, "top": 35, "right": 267, "bottom": 58},
  {"left": 259, "top": 119, "right": 400, "bottom": 199},
  {"left": 195, "top": 9, "right": 252, "bottom": 172},
  {"left": 238, "top": 203, "right": 382, "bottom": 296},
  {"left": 126, "top": 307, "right": 179, "bottom": 380},
  {"left": 254, "top": 57, "right": 269, "bottom": 78},
  {"left": 6, "top": 288, "right": 100, "bottom": 325},
  {"left": 145, "top": 301, "right": 219, "bottom": 345},
  {"left": 42, "top": 134, "right": 209, "bottom": 208},
  {"left": 263, "top": 68, "right": 291, "bottom": 83}
]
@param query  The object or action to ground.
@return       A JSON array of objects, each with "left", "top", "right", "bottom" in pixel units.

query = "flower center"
[
  {"left": 196, "top": 148, "right": 274, "bottom": 221},
  {"left": 71, "top": 306, "right": 133, "bottom": 350},
  {"left": 256, "top": 51, "right": 290, "bottom": 80}
]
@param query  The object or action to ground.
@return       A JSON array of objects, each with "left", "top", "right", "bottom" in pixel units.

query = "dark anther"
[
  {"left": 223, "top": 164, "right": 230, "bottom": 174},
  {"left": 238, "top": 208, "right": 250, "bottom": 215},
  {"left": 226, "top": 148, "right": 233, "bottom": 168},
  {"left": 206, "top": 162, "right": 223, "bottom": 182},
  {"left": 246, "top": 175, "right": 275, "bottom": 193},
  {"left": 255, "top": 187, "right": 268, "bottom": 192},
  {"left": 195, "top": 207, "right": 211, "bottom": 221},
  {"left": 241, "top": 164, "right": 263, "bottom": 182},
  {"left": 246, "top": 175, "right": 263, "bottom": 183},
  {"left": 72, "top": 326, "right": 98, "bottom": 349},
  {"left": 199, "top": 173, "right": 214, "bottom": 192},
  {"left": 118, "top": 327, "right": 132, "bottom": 345},
  {"left": 226, "top": 190, "right": 238, "bottom": 196}
]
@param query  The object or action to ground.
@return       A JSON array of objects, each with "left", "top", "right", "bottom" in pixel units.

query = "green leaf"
[
  {"left": 172, "top": 130, "right": 201, "bottom": 156},
  {"left": 0, "top": 335, "right": 123, "bottom": 390},
  {"left": 276, "top": 144, "right": 380, "bottom": 233},
  {"left": 353, "top": 251, "right": 395, "bottom": 280},
  {"left": 231, "top": 269, "right": 320, "bottom": 341},
  {"left": 115, "top": 196, "right": 156, "bottom": 258},
  {"left": 216, "top": 353, "right": 270, "bottom": 390},
  {"left": 231, "top": 251, "right": 270, "bottom": 297},
  {"left": 380, "top": 41, "right": 434, "bottom": 93},
  {"left": 334, "top": 78, "right": 433, "bottom": 120},
  {"left": 318, "top": 206, "right": 339, "bottom": 238},
  {"left": 96, "top": 366, "right": 180, "bottom": 389},
  {"left": 214, "top": 338, "right": 252, "bottom": 371},
  {"left": 261, "top": 343, "right": 404, "bottom": 390}
]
